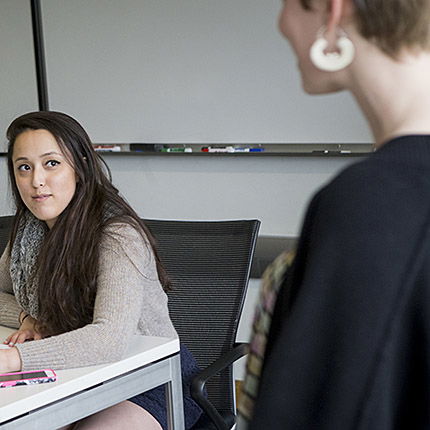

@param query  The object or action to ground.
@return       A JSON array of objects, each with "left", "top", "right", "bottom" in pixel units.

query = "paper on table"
[{"left": 0, "top": 344, "right": 11, "bottom": 350}]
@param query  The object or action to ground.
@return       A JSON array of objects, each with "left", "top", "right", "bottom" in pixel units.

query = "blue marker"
[{"left": 231, "top": 147, "right": 265, "bottom": 153}]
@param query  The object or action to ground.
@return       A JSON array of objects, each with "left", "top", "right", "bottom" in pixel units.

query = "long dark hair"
[{"left": 7, "top": 111, "right": 169, "bottom": 337}]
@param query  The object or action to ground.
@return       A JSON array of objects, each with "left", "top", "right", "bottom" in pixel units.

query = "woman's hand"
[
  {"left": 3, "top": 314, "right": 42, "bottom": 347},
  {"left": 0, "top": 348, "right": 22, "bottom": 373}
]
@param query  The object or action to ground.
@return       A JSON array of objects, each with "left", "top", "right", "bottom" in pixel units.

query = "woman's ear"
[
  {"left": 326, "top": 0, "right": 343, "bottom": 34},
  {"left": 327, "top": 0, "right": 356, "bottom": 28},
  {"left": 324, "top": 0, "right": 356, "bottom": 47}
]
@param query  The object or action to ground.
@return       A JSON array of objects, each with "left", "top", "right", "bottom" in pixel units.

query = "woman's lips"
[{"left": 32, "top": 194, "right": 52, "bottom": 202}]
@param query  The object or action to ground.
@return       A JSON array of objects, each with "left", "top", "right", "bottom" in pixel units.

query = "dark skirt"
[{"left": 128, "top": 344, "right": 203, "bottom": 430}]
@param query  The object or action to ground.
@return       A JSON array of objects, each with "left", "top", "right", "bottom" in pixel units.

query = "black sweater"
[{"left": 250, "top": 136, "right": 430, "bottom": 429}]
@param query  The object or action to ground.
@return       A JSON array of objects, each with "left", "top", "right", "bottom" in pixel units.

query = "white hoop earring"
[{"left": 310, "top": 26, "right": 355, "bottom": 72}]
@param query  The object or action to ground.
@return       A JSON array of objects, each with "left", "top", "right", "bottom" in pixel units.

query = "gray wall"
[
  {"left": 1, "top": 154, "right": 359, "bottom": 236},
  {"left": 105, "top": 154, "right": 359, "bottom": 236},
  {"left": 0, "top": 0, "right": 38, "bottom": 151}
]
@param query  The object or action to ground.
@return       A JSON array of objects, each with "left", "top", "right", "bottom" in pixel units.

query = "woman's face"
[
  {"left": 278, "top": 0, "right": 346, "bottom": 94},
  {"left": 12, "top": 129, "right": 77, "bottom": 229}
]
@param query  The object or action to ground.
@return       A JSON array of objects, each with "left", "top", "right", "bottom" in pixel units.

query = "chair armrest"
[{"left": 191, "top": 343, "right": 249, "bottom": 430}]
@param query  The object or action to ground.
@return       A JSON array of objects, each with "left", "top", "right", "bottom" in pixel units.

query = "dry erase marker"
[
  {"left": 202, "top": 146, "right": 235, "bottom": 153},
  {"left": 161, "top": 148, "right": 192, "bottom": 153},
  {"left": 231, "top": 147, "right": 265, "bottom": 153},
  {"left": 94, "top": 145, "right": 122, "bottom": 152},
  {"left": 312, "top": 150, "right": 351, "bottom": 154}
]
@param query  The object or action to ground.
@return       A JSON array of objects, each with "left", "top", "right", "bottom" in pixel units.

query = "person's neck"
[{"left": 348, "top": 47, "right": 430, "bottom": 149}]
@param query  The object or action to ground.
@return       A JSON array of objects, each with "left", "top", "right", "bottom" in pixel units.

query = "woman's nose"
[{"left": 32, "top": 167, "right": 46, "bottom": 188}]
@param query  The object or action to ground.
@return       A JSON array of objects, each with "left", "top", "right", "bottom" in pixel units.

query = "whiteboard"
[
  {"left": 41, "top": 0, "right": 372, "bottom": 144},
  {"left": 0, "top": 0, "right": 38, "bottom": 151}
]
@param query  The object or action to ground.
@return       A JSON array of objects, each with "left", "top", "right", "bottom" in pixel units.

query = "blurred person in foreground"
[{"left": 239, "top": 1, "right": 430, "bottom": 428}]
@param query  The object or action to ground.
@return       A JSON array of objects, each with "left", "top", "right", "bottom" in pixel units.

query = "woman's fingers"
[
  {"left": 8, "top": 332, "right": 22, "bottom": 346},
  {"left": 16, "top": 332, "right": 31, "bottom": 344},
  {"left": 4, "top": 332, "right": 19, "bottom": 345},
  {"left": 3, "top": 330, "right": 37, "bottom": 346}
]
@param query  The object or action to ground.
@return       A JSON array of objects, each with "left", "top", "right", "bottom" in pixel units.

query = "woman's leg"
[{"left": 71, "top": 401, "right": 162, "bottom": 430}]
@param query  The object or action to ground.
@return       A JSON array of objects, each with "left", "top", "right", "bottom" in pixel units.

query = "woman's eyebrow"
[
  {"left": 14, "top": 151, "right": 63, "bottom": 163},
  {"left": 39, "top": 151, "right": 63, "bottom": 158}
]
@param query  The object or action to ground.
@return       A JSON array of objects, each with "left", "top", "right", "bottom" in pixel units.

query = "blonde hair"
[{"left": 300, "top": 0, "right": 430, "bottom": 56}]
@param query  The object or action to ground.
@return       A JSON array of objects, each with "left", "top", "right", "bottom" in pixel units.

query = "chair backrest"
[
  {"left": 143, "top": 219, "right": 260, "bottom": 416},
  {"left": 0, "top": 216, "right": 14, "bottom": 256}
]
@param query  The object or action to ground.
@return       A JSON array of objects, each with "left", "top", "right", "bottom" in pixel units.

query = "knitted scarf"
[
  {"left": 9, "top": 212, "right": 49, "bottom": 319},
  {"left": 9, "top": 204, "right": 124, "bottom": 319}
]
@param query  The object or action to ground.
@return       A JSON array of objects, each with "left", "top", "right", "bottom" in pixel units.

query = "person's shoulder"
[
  {"left": 102, "top": 219, "right": 145, "bottom": 241},
  {"left": 306, "top": 158, "right": 398, "bottom": 233},
  {"left": 100, "top": 219, "right": 150, "bottom": 254},
  {"left": 99, "top": 219, "right": 158, "bottom": 275},
  {"left": 309, "top": 153, "right": 430, "bottom": 243},
  {"left": 319, "top": 154, "right": 414, "bottom": 212}
]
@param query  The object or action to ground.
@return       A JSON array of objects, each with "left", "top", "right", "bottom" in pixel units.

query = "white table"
[{"left": 0, "top": 326, "right": 184, "bottom": 429}]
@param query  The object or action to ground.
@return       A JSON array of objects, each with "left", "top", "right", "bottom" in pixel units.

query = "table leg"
[{"left": 166, "top": 353, "right": 185, "bottom": 430}]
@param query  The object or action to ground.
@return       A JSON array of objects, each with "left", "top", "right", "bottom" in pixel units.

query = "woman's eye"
[
  {"left": 46, "top": 160, "right": 60, "bottom": 167},
  {"left": 17, "top": 164, "right": 31, "bottom": 172}
]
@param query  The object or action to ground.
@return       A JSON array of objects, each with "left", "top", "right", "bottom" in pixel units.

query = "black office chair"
[
  {"left": 144, "top": 219, "right": 260, "bottom": 430},
  {"left": 0, "top": 215, "right": 14, "bottom": 256}
]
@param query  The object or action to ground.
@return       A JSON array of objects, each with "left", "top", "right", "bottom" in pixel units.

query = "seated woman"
[{"left": 0, "top": 111, "right": 202, "bottom": 430}]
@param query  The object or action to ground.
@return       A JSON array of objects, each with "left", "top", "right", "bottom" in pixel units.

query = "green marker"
[{"left": 160, "top": 148, "right": 192, "bottom": 153}]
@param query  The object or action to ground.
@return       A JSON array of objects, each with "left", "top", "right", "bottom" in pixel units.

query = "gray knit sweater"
[{"left": 0, "top": 223, "right": 177, "bottom": 371}]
